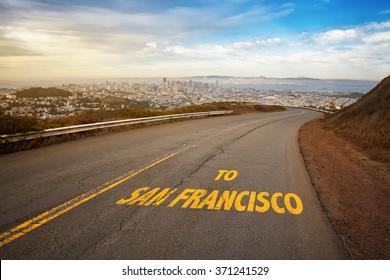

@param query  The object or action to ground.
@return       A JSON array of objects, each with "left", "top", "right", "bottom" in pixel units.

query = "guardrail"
[
  {"left": 286, "top": 106, "right": 335, "bottom": 114},
  {"left": 301, "top": 107, "right": 335, "bottom": 113},
  {"left": 0, "top": 110, "right": 233, "bottom": 144}
]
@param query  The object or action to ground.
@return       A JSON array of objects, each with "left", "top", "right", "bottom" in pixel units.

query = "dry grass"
[
  {"left": 323, "top": 75, "right": 390, "bottom": 163},
  {"left": 0, "top": 111, "right": 39, "bottom": 134}
]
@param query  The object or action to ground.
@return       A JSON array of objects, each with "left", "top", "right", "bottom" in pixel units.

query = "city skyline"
[{"left": 1, "top": 0, "right": 390, "bottom": 81}]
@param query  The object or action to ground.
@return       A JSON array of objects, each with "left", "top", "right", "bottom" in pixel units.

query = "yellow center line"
[{"left": 0, "top": 144, "right": 195, "bottom": 248}]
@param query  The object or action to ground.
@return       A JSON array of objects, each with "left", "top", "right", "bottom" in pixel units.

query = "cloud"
[
  {"left": 0, "top": 26, "right": 44, "bottom": 57},
  {"left": 0, "top": 0, "right": 295, "bottom": 66},
  {"left": 0, "top": 39, "right": 42, "bottom": 57},
  {"left": 143, "top": 21, "right": 390, "bottom": 79},
  {"left": 144, "top": 41, "right": 231, "bottom": 60},
  {"left": 144, "top": 36, "right": 283, "bottom": 61},
  {"left": 0, "top": 1, "right": 388, "bottom": 80},
  {"left": 313, "top": 29, "right": 363, "bottom": 44},
  {"left": 362, "top": 21, "right": 390, "bottom": 31},
  {"left": 232, "top": 38, "right": 281, "bottom": 49},
  {"left": 362, "top": 31, "right": 390, "bottom": 43},
  {"left": 0, "top": 1, "right": 293, "bottom": 37},
  {"left": 216, "top": 3, "right": 294, "bottom": 26},
  {"left": 1, "top": 0, "right": 295, "bottom": 58},
  {"left": 312, "top": 21, "right": 390, "bottom": 45},
  {"left": 281, "top": 21, "right": 390, "bottom": 79},
  {"left": 379, "top": 10, "right": 390, "bottom": 15}
]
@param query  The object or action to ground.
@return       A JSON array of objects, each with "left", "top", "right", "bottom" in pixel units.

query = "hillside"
[
  {"left": 300, "top": 76, "right": 390, "bottom": 258},
  {"left": 15, "top": 87, "right": 73, "bottom": 98},
  {"left": 323, "top": 75, "right": 390, "bottom": 162}
]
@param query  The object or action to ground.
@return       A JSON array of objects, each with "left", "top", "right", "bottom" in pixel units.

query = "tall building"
[{"left": 162, "top": 77, "right": 167, "bottom": 90}]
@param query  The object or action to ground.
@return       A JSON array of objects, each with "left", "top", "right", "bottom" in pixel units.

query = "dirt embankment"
[{"left": 299, "top": 119, "right": 390, "bottom": 259}]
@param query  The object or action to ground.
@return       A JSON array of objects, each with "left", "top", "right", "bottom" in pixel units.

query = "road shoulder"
[{"left": 299, "top": 118, "right": 390, "bottom": 259}]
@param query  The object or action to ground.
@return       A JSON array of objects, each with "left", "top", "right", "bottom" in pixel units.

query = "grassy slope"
[{"left": 323, "top": 75, "right": 390, "bottom": 162}]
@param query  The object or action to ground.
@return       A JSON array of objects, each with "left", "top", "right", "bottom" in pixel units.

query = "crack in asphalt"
[
  {"left": 173, "top": 148, "right": 224, "bottom": 189},
  {"left": 81, "top": 220, "right": 125, "bottom": 259}
]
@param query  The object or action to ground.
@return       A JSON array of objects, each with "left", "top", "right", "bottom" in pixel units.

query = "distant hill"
[
  {"left": 324, "top": 75, "right": 390, "bottom": 162},
  {"left": 15, "top": 87, "right": 73, "bottom": 98},
  {"left": 183, "top": 76, "right": 377, "bottom": 92}
]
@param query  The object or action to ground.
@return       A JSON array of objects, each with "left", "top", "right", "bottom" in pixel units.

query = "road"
[{"left": 0, "top": 108, "right": 349, "bottom": 259}]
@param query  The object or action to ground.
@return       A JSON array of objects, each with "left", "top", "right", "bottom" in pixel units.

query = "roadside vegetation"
[
  {"left": 0, "top": 102, "right": 285, "bottom": 135},
  {"left": 0, "top": 111, "right": 39, "bottom": 134},
  {"left": 322, "top": 75, "right": 390, "bottom": 163}
]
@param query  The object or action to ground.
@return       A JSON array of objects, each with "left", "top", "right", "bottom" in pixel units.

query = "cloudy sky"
[{"left": 1, "top": 0, "right": 389, "bottom": 81}]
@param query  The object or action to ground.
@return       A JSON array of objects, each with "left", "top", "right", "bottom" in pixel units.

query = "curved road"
[{"left": 0, "top": 108, "right": 348, "bottom": 259}]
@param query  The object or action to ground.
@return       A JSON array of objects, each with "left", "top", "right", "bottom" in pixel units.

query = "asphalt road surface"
[{"left": 0, "top": 108, "right": 349, "bottom": 259}]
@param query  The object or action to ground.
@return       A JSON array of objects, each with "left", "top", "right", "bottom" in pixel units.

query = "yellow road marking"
[
  {"left": 118, "top": 187, "right": 304, "bottom": 214},
  {"left": 0, "top": 145, "right": 194, "bottom": 248}
]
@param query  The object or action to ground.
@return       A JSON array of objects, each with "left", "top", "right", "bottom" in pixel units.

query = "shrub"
[{"left": 0, "top": 111, "right": 39, "bottom": 134}]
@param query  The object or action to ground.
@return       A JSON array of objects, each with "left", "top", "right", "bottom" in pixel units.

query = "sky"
[{"left": 0, "top": 0, "right": 389, "bottom": 81}]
